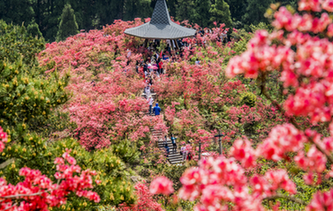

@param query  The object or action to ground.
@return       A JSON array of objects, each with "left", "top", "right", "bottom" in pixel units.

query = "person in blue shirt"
[
  {"left": 171, "top": 134, "right": 177, "bottom": 153},
  {"left": 164, "top": 144, "right": 170, "bottom": 157},
  {"left": 153, "top": 103, "right": 161, "bottom": 116},
  {"left": 162, "top": 54, "right": 169, "bottom": 61},
  {"left": 163, "top": 135, "right": 168, "bottom": 146}
]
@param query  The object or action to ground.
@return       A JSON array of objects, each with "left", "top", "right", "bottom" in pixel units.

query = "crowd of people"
[
  {"left": 136, "top": 38, "right": 205, "bottom": 162},
  {"left": 163, "top": 135, "right": 192, "bottom": 161}
]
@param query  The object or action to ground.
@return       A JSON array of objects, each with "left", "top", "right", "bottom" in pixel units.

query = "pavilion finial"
[
  {"left": 150, "top": 0, "right": 171, "bottom": 25},
  {"left": 124, "top": 0, "right": 196, "bottom": 40}
]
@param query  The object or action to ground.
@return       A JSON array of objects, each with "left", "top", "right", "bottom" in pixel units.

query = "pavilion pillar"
[
  {"left": 174, "top": 39, "right": 180, "bottom": 49},
  {"left": 144, "top": 39, "right": 148, "bottom": 48}
]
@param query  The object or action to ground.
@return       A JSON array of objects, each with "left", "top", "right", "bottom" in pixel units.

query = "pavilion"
[{"left": 124, "top": 0, "right": 196, "bottom": 49}]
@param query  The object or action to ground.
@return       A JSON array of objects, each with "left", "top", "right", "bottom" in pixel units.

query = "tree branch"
[
  {"left": 263, "top": 194, "right": 307, "bottom": 206},
  {"left": 0, "top": 192, "right": 43, "bottom": 199},
  {"left": 308, "top": 136, "right": 333, "bottom": 164},
  {"left": 260, "top": 73, "right": 300, "bottom": 130},
  {"left": 260, "top": 72, "right": 333, "bottom": 164},
  {"left": 3, "top": 203, "right": 17, "bottom": 211}
]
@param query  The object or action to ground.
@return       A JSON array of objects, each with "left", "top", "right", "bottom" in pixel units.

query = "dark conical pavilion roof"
[{"left": 124, "top": 0, "right": 196, "bottom": 40}]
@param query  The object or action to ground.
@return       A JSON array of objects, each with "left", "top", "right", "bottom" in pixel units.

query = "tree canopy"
[
  {"left": 0, "top": 0, "right": 284, "bottom": 41},
  {"left": 56, "top": 4, "right": 79, "bottom": 41}
]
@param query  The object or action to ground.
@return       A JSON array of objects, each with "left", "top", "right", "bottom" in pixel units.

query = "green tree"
[
  {"left": 123, "top": 0, "right": 153, "bottom": 21},
  {"left": 56, "top": 3, "right": 79, "bottom": 41},
  {"left": 224, "top": 0, "right": 247, "bottom": 26},
  {"left": 0, "top": 21, "right": 69, "bottom": 141},
  {"left": 167, "top": 0, "right": 178, "bottom": 18},
  {"left": 242, "top": 0, "right": 275, "bottom": 27},
  {"left": 209, "top": 0, "right": 233, "bottom": 28},
  {"left": 0, "top": 0, "right": 35, "bottom": 26},
  {"left": 0, "top": 20, "right": 44, "bottom": 66},
  {"left": 193, "top": 0, "right": 211, "bottom": 27},
  {"left": 33, "top": 0, "right": 66, "bottom": 42},
  {"left": 27, "top": 19, "right": 43, "bottom": 38},
  {"left": 176, "top": 0, "right": 197, "bottom": 24}
]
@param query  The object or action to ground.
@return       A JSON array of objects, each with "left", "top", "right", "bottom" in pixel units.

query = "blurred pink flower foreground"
[{"left": 150, "top": 176, "right": 174, "bottom": 195}]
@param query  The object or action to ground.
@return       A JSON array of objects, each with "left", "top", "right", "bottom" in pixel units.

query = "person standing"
[
  {"left": 147, "top": 96, "right": 153, "bottom": 115},
  {"left": 158, "top": 60, "right": 163, "bottom": 75},
  {"left": 163, "top": 135, "right": 168, "bottom": 146},
  {"left": 181, "top": 144, "right": 186, "bottom": 161},
  {"left": 195, "top": 58, "right": 200, "bottom": 65},
  {"left": 164, "top": 144, "right": 170, "bottom": 157},
  {"left": 171, "top": 134, "right": 177, "bottom": 153},
  {"left": 153, "top": 103, "right": 161, "bottom": 116},
  {"left": 145, "top": 86, "right": 151, "bottom": 98}
]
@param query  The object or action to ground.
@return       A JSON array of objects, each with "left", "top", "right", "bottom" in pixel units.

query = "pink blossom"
[
  {"left": 257, "top": 124, "right": 306, "bottom": 161},
  {"left": 229, "top": 139, "right": 257, "bottom": 168},
  {"left": 322, "top": 0, "right": 333, "bottom": 11},
  {"left": 306, "top": 189, "right": 333, "bottom": 210},
  {"left": 150, "top": 176, "right": 174, "bottom": 195}
]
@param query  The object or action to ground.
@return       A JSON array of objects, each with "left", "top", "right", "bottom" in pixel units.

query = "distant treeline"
[{"left": 0, "top": 0, "right": 297, "bottom": 42}]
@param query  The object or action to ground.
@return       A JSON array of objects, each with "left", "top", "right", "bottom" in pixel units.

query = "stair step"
[
  {"left": 167, "top": 154, "right": 182, "bottom": 158},
  {"left": 158, "top": 141, "right": 173, "bottom": 143},
  {"left": 169, "top": 158, "right": 183, "bottom": 162},
  {"left": 169, "top": 159, "right": 184, "bottom": 163}
]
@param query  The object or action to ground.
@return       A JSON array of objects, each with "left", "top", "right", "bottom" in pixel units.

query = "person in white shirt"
[
  {"left": 126, "top": 49, "right": 131, "bottom": 58},
  {"left": 147, "top": 96, "right": 153, "bottom": 115},
  {"left": 148, "top": 63, "right": 153, "bottom": 72},
  {"left": 195, "top": 58, "right": 200, "bottom": 65},
  {"left": 145, "top": 86, "right": 151, "bottom": 98}
]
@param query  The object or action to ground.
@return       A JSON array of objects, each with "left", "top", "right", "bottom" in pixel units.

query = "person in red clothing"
[{"left": 158, "top": 60, "right": 163, "bottom": 75}]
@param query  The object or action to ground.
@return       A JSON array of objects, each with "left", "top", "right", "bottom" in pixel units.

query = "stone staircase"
[{"left": 151, "top": 128, "right": 183, "bottom": 165}]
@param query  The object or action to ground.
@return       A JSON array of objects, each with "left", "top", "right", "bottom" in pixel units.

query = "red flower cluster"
[
  {"left": 223, "top": 0, "right": 333, "bottom": 209},
  {"left": 177, "top": 157, "right": 295, "bottom": 210},
  {"left": 0, "top": 139, "right": 100, "bottom": 211},
  {"left": 0, "top": 127, "right": 7, "bottom": 152}
]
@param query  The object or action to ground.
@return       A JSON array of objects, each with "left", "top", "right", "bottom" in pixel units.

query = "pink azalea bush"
[
  {"left": 39, "top": 16, "right": 278, "bottom": 160},
  {"left": 150, "top": 0, "right": 333, "bottom": 209},
  {"left": 39, "top": 20, "right": 167, "bottom": 150},
  {"left": 119, "top": 182, "right": 164, "bottom": 211},
  {"left": 0, "top": 128, "right": 100, "bottom": 210}
]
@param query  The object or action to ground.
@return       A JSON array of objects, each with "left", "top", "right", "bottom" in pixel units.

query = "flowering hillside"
[
  {"left": 39, "top": 19, "right": 167, "bottom": 150},
  {"left": 38, "top": 18, "right": 282, "bottom": 158},
  {"left": 2, "top": 0, "right": 333, "bottom": 209}
]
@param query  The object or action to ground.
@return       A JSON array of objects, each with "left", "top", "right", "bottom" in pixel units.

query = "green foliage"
[
  {"left": 123, "top": 0, "right": 153, "bottom": 21},
  {"left": 175, "top": 0, "right": 197, "bottom": 24},
  {"left": 0, "top": 21, "right": 69, "bottom": 141},
  {"left": 225, "top": 0, "right": 247, "bottom": 25},
  {"left": 0, "top": 20, "right": 44, "bottom": 66},
  {"left": 27, "top": 20, "right": 43, "bottom": 38},
  {"left": 249, "top": 22, "right": 273, "bottom": 33},
  {"left": 240, "top": 92, "right": 257, "bottom": 107},
  {"left": 0, "top": 0, "right": 35, "bottom": 26},
  {"left": 209, "top": 0, "right": 233, "bottom": 28},
  {"left": 155, "top": 163, "right": 192, "bottom": 191},
  {"left": 242, "top": 0, "right": 275, "bottom": 27},
  {"left": 0, "top": 137, "right": 136, "bottom": 210},
  {"left": 193, "top": 0, "right": 211, "bottom": 27},
  {"left": 111, "top": 140, "right": 141, "bottom": 164},
  {"left": 257, "top": 160, "right": 333, "bottom": 210},
  {"left": 56, "top": 4, "right": 79, "bottom": 42},
  {"left": 0, "top": 59, "right": 69, "bottom": 141},
  {"left": 0, "top": 0, "right": 279, "bottom": 41},
  {"left": 161, "top": 197, "right": 196, "bottom": 211}
]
